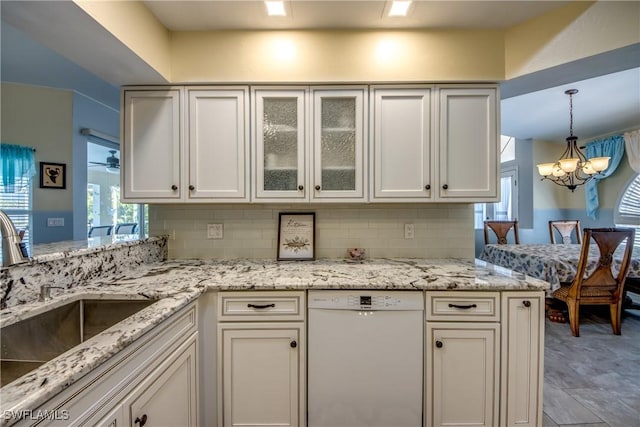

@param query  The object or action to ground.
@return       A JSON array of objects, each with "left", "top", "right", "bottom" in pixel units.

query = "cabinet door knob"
[
  {"left": 298, "top": 185, "right": 304, "bottom": 191},
  {"left": 315, "top": 185, "right": 321, "bottom": 191},
  {"left": 290, "top": 340, "right": 297, "bottom": 348},
  {"left": 171, "top": 185, "right": 178, "bottom": 191},
  {"left": 135, "top": 415, "right": 148, "bottom": 426},
  {"left": 435, "top": 340, "right": 443, "bottom": 348},
  {"left": 442, "top": 184, "right": 449, "bottom": 190},
  {"left": 425, "top": 184, "right": 431, "bottom": 190},
  {"left": 189, "top": 185, "right": 195, "bottom": 191},
  {"left": 522, "top": 300, "right": 531, "bottom": 308}
]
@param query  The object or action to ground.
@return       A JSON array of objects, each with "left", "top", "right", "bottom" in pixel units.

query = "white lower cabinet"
[
  {"left": 217, "top": 291, "right": 306, "bottom": 427},
  {"left": 501, "top": 293, "right": 544, "bottom": 427},
  {"left": 426, "top": 323, "right": 500, "bottom": 427},
  {"left": 425, "top": 291, "right": 544, "bottom": 427},
  {"left": 21, "top": 302, "right": 199, "bottom": 427}
]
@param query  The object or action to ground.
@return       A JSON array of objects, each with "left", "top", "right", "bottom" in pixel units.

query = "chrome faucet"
[
  {"left": 0, "top": 209, "right": 30, "bottom": 267},
  {"left": 39, "top": 285, "right": 65, "bottom": 302}
]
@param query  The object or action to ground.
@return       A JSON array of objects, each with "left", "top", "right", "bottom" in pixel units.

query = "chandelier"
[{"left": 536, "top": 89, "right": 610, "bottom": 192}]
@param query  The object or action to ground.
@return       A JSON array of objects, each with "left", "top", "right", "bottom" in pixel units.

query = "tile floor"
[{"left": 543, "top": 303, "right": 640, "bottom": 427}]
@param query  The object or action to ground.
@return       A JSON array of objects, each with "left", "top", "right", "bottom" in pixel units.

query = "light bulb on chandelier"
[{"left": 536, "top": 89, "right": 610, "bottom": 192}]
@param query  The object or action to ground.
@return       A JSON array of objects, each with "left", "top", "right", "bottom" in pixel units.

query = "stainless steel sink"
[{"left": 0, "top": 299, "right": 155, "bottom": 387}]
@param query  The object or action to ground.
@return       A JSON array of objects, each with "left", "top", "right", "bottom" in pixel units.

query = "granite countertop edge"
[{"left": 0, "top": 257, "right": 549, "bottom": 422}]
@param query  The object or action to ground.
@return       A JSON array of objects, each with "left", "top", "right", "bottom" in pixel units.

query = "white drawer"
[
  {"left": 426, "top": 292, "right": 500, "bottom": 322},
  {"left": 218, "top": 291, "right": 305, "bottom": 321}
]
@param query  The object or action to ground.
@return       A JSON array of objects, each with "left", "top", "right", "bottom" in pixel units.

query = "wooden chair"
[
  {"left": 551, "top": 228, "right": 635, "bottom": 337},
  {"left": 88, "top": 225, "right": 113, "bottom": 237},
  {"left": 114, "top": 223, "right": 138, "bottom": 234},
  {"left": 483, "top": 220, "right": 520, "bottom": 244},
  {"left": 549, "top": 220, "right": 582, "bottom": 244}
]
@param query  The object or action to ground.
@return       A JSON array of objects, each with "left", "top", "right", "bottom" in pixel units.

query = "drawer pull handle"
[
  {"left": 171, "top": 185, "right": 178, "bottom": 191},
  {"left": 448, "top": 303, "right": 477, "bottom": 310},
  {"left": 135, "top": 415, "right": 148, "bottom": 426},
  {"left": 523, "top": 300, "right": 531, "bottom": 308},
  {"left": 298, "top": 185, "right": 304, "bottom": 191},
  {"left": 435, "top": 340, "right": 443, "bottom": 348},
  {"left": 247, "top": 303, "right": 276, "bottom": 309},
  {"left": 290, "top": 340, "right": 297, "bottom": 348}
]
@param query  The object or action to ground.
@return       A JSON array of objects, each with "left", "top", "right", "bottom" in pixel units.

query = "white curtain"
[{"left": 624, "top": 129, "right": 640, "bottom": 173}]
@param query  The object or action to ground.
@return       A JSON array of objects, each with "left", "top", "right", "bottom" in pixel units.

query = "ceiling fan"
[{"left": 89, "top": 150, "right": 120, "bottom": 173}]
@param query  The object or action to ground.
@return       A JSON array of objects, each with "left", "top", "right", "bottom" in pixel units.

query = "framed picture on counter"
[
  {"left": 39, "top": 162, "right": 66, "bottom": 189},
  {"left": 277, "top": 212, "right": 315, "bottom": 261}
]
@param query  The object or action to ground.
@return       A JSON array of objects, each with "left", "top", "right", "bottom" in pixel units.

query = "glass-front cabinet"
[
  {"left": 253, "top": 88, "right": 307, "bottom": 200},
  {"left": 252, "top": 86, "right": 367, "bottom": 202},
  {"left": 312, "top": 88, "right": 366, "bottom": 200}
]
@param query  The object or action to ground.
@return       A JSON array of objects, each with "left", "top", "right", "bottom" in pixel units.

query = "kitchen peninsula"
[{"left": 1, "top": 237, "right": 549, "bottom": 427}]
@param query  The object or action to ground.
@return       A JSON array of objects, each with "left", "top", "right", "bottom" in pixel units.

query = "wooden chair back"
[
  {"left": 483, "top": 220, "right": 520, "bottom": 244},
  {"left": 549, "top": 220, "right": 582, "bottom": 244},
  {"left": 553, "top": 227, "right": 635, "bottom": 336}
]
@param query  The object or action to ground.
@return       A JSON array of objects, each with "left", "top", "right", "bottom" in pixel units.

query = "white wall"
[{"left": 150, "top": 204, "right": 474, "bottom": 260}]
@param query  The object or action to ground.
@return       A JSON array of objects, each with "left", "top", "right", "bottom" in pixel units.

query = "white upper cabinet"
[
  {"left": 187, "top": 87, "right": 250, "bottom": 202},
  {"left": 311, "top": 88, "right": 367, "bottom": 201},
  {"left": 370, "top": 86, "right": 433, "bottom": 201},
  {"left": 122, "top": 86, "right": 250, "bottom": 203},
  {"left": 371, "top": 85, "right": 498, "bottom": 203},
  {"left": 436, "top": 86, "right": 498, "bottom": 201},
  {"left": 253, "top": 88, "right": 308, "bottom": 201},
  {"left": 122, "top": 88, "right": 183, "bottom": 201},
  {"left": 122, "top": 84, "right": 496, "bottom": 204},
  {"left": 252, "top": 86, "right": 367, "bottom": 202}
]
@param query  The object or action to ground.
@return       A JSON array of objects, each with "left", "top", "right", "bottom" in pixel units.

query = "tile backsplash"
[{"left": 150, "top": 204, "right": 474, "bottom": 260}]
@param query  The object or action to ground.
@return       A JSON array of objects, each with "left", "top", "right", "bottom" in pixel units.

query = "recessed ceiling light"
[
  {"left": 388, "top": 1, "right": 412, "bottom": 17},
  {"left": 265, "top": 1, "right": 286, "bottom": 16}
]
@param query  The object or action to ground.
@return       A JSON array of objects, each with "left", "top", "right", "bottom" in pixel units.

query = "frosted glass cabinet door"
[
  {"left": 312, "top": 89, "right": 366, "bottom": 200},
  {"left": 253, "top": 89, "right": 307, "bottom": 200}
]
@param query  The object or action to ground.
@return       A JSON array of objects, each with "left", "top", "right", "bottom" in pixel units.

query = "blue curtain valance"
[
  {"left": 584, "top": 135, "right": 625, "bottom": 219},
  {"left": 1, "top": 143, "right": 36, "bottom": 193}
]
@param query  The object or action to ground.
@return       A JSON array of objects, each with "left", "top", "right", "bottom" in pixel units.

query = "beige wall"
[
  {"left": 505, "top": 1, "right": 640, "bottom": 79},
  {"left": 171, "top": 29, "right": 505, "bottom": 83},
  {"left": 1, "top": 83, "right": 73, "bottom": 211},
  {"left": 74, "top": 0, "right": 172, "bottom": 81},
  {"left": 150, "top": 204, "right": 475, "bottom": 260}
]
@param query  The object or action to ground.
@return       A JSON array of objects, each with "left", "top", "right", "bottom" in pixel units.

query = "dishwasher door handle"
[{"left": 247, "top": 303, "right": 276, "bottom": 309}]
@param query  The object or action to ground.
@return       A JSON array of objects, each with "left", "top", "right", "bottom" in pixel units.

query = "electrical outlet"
[
  {"left": 404, "top": 223, "right": 414, "bottom": 239},
  {"left": 47, "top": 218, "right": 64, "bottom": 227},
  {"left": 208, "top": 223, "right": 224, "bottom": 239}
]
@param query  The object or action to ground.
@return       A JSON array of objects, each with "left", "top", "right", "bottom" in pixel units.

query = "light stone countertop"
[{"left": 0, "top": 257, "right": 549, "bottom": 423}]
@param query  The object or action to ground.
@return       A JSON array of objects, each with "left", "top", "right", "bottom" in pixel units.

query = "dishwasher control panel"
[{"left": 308, "top": 290, "right": 424, "bottom": 311}]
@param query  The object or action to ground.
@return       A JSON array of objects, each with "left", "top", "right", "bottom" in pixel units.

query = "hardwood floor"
[{"left": 543, "top": 302, "right": 640, "bottom": 427}]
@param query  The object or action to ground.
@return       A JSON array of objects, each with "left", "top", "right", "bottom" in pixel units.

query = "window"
[
  {"left": 1, "top": 144, "right": 35, "bottom": 262},
  {"left": 87, "top": 140, "right": 147, "bottom": 236},
  {"left": 615, "top": 174, "right": 640, "bottom": 249},
  {"left": 474, "top": 136, "right": 518, "bottom": 228}
]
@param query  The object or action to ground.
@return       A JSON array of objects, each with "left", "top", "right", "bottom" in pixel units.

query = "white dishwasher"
[{"left": 307, "top": 290, "right": 424, "bottom": 427}]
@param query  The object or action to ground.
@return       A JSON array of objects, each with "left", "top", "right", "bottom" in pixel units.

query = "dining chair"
[
  {"left": 88, "top": 225, "right": 113, "bottom": 237},
  {"left": 483, "top": 220, "right": 520, "bottom": 244},
  {"left": 114, "top": 223, "right": 138, "bottom": 234},
  {"left": 551, "top": 227, "right": 635, "bottom": 337},
  {"left": 549, "top": 220, "right": 582, "bottom": 244}
]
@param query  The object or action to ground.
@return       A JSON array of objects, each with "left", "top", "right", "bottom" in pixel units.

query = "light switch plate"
[
  {"left": 208, "top": 223, "right": 224, "bottom": 239},
  {"left": 47, "top": 218, "right": 64, "bottom": 227},
  {"left": 404, "top": 223, "right": 414, "bottom": 239}
]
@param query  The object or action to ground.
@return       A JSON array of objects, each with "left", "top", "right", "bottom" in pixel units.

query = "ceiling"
[
  {"left": 1, "top": 0, "right": 639, "bottom": 148},
  {"left": 142, "top": 1, "right": 568, "bottom": 31}
]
